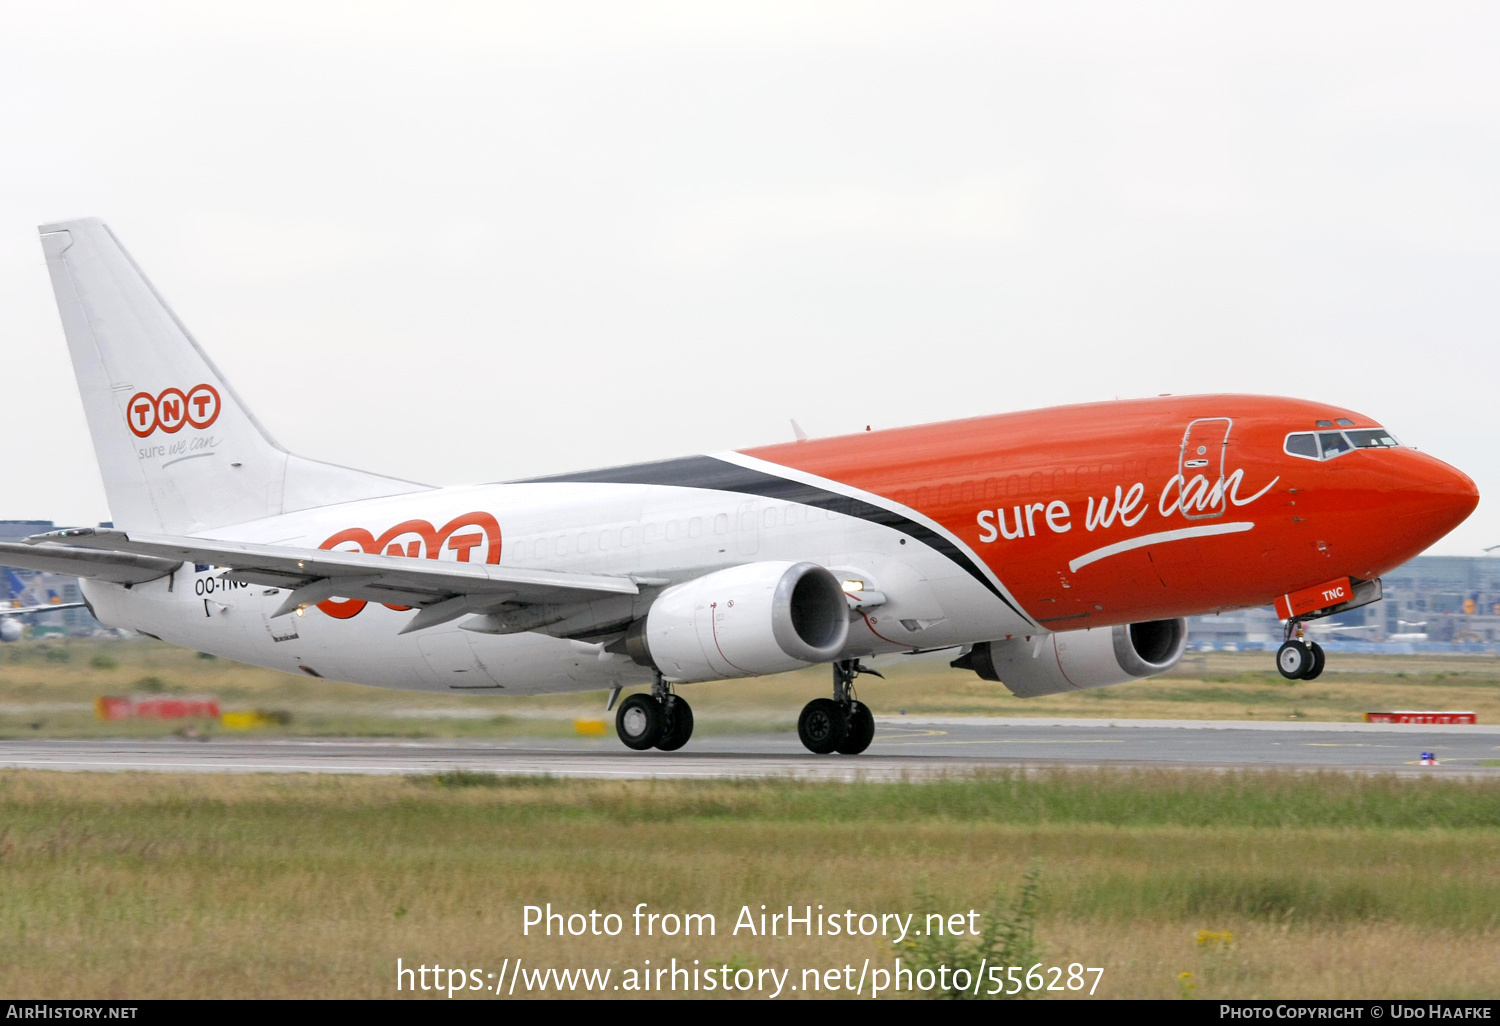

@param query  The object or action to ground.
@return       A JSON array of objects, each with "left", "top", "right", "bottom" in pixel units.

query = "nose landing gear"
[
  {"left": 615, "top": 673, "right": 695, "bottom": 751},
  {"left": 1276, "top": 623, "right": 1326, "bottom": 681},
  {"left": 798, "top": 659, "right": 878, "bottom": 755}
]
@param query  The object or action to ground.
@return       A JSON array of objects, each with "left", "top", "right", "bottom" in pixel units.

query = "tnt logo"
[
  {"left": 127, "top": 384, "right": 221, "bottom": 438},
  {"left": 316, "top": 512, "right": 503, "bottom": 620}
]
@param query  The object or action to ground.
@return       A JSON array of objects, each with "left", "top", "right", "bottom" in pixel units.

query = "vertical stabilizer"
[{"left": 39, "top": 219, "right": 426, "bottom": 533}]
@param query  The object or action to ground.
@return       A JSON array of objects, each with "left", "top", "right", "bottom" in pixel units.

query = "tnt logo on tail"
[{"left": 127, "top": 384, "right": 220, "bottom": 437}]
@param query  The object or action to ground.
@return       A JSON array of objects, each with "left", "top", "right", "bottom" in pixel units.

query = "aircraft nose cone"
[{"left": 1390, "top": 451, "right": 1479, "bottom": 543}]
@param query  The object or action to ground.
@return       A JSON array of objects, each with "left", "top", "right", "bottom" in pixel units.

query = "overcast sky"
[{"left": 2, "top": 2, "right": 1496, "bottom": 554}]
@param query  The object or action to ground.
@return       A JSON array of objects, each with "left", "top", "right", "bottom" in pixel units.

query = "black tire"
[
  {"left": 615, "top": 693, "right": 663, "bottom": 751},
  {"left": 1276, "top": 641, "right": 1310, "bottom": 680},
  {"left": 1301, "top": 642, "right": 1326, "bottom": 680},
  {"left": 654, "top": 696, "right": 695, "bottom": 751},
  {"left": 835, "top": 701, "right": 875, "bottom": 755},
  {"left": 798, "top": 698, "right": 846, "bottom": 755}
]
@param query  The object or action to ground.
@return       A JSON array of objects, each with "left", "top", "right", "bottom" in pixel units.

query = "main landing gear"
[
  {"left": 798, "top": 659, "right": 878, "bottom": 756},
  {"left": 615, "top": 674, "right": 695, "bottom": 752},
  {"left": 1276, "top": 622, "right": 1326, "bottom": 681}
]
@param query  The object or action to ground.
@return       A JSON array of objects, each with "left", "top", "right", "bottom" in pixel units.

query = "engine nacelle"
[
  {"left": 620, "top": 561, "right": 850, "bottom": 682},
  {"left": 952, "top": 618, "right": 1188, "bottom": 697},
  {"left": 0, "top": 619, "right": 21, "bottom": 643}
]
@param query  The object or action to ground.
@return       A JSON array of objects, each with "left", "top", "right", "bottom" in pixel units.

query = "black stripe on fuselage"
[{"left": 522, "top": 455, "right": 1034, "bottom": 625}]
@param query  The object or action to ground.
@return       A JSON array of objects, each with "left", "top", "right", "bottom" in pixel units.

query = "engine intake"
[
  {"left": 618, "top": 561, "right": 850, "bottom": 682},
  {"left": 952, "top": 618, "right": 1188, "bottom": 697}
]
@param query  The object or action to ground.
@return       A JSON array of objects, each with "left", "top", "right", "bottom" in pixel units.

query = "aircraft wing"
[{"left": 27, "top": 528, "right": 642, "bottom": 634}]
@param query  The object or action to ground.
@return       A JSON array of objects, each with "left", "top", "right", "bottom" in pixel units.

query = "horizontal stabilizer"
[{"left": 0, "top": 541, "right": 179, "bottom": 585}]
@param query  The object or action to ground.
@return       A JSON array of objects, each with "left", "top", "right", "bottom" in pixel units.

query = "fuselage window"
[{"left": 1285, "top": 433, "right": 1319, "bottom": 460}]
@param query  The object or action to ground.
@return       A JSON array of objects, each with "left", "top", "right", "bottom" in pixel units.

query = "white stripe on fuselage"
[{"left": 1068, "top": 521, "right": 1255, "bottom": 572}]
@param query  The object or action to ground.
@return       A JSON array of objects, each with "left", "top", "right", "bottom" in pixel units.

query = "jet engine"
[
  {"left": 616, "top": 561, "right": 850, "bottom": 682},
  {"left": 0, "top": 618, "right": 21, "bottom": 643},
  {"left": 951, "top": 618, "right": 1188, "bottom": 697}
]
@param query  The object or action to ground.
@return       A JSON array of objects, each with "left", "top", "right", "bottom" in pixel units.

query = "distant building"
[
  {"left": 1378, "top": 556, "right": 1500, "bottom": 643},
  {"left": 0, "top": 520, "right": 102, "bottom": 636},
  {"left": 0, "top": 521, "right": 54, "bottom": 543}
]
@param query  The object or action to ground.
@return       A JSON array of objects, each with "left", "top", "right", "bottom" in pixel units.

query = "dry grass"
[
  {"left": 3, "top": 638, "right": 1499, "bottom": 739},
  {"left": 1, "top": 769, "right": 1497, "bottom": 999}
]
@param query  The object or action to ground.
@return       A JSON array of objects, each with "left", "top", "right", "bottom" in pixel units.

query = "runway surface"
[{"left": 2, "top": 717, "right": 1497, "bottom": 780}]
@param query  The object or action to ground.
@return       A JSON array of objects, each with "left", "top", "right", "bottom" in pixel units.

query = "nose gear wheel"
[{"left": 1276, "top": 620, "right": 1327, "bottom": 681}]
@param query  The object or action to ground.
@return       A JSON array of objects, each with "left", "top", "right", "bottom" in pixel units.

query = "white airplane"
[
  {"left": 0, "top": 600, "right": 86, "bottom": 643},
  {"left": 0, "top": 219, "right": 1477, "bottom": 753},
  {"left": 0, "top": 568, "right": 85, "bottom": 642}
]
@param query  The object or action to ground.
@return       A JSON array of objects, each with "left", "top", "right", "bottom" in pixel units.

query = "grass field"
[
  {"left": 2, "top": 637, "right": 1499, "bottom": 739},
  {"left": 1, "top": 768, "right": 1497, "bottom": 999}
]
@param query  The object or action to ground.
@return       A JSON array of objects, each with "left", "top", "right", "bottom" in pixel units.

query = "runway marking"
[
  {"left": 877, "top": 738, "right": 1130, "bottom": 748},
  {"left": 4, "top": 724, "right": 1500, "bottom": 781}
]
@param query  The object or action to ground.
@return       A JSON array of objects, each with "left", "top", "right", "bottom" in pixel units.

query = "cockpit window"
[
  {"left": 1335, "top": 417, "right": 1354, "bottom": 426},
  {"left": 1315, "top": 420, "right": 1333, "bottom": 428},
  {"left": 1319, "top": 432, "right": 1354, "bottom": 458},
  {"left": 1345, "top": 429, "right": 1400, "bottom": 448},
  {"left": 1286, "top": 428, "right": 1401, "bottom": 461},
  {"left": 1285, "top": 433, "right": 1319, "bottom": 459}
]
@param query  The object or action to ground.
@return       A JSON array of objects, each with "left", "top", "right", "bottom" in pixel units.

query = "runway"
[{"left": 1, "top": 717, "right": 1497, "bottom": 780}]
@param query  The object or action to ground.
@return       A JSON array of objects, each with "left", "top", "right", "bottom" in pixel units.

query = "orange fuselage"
[{"left": 746, "top": 395, "right": 1478, "bottom": 627}]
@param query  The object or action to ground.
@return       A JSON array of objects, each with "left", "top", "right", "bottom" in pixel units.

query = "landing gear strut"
[
  {"left": 798, "top": 660, "right": 878, "bottom": 755},
  {"left": 1276, "top": 620, "right": 1326, "bottom": 681},
  {"left": 616, "top": 673, "right": 695, "bottom": 751}
]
